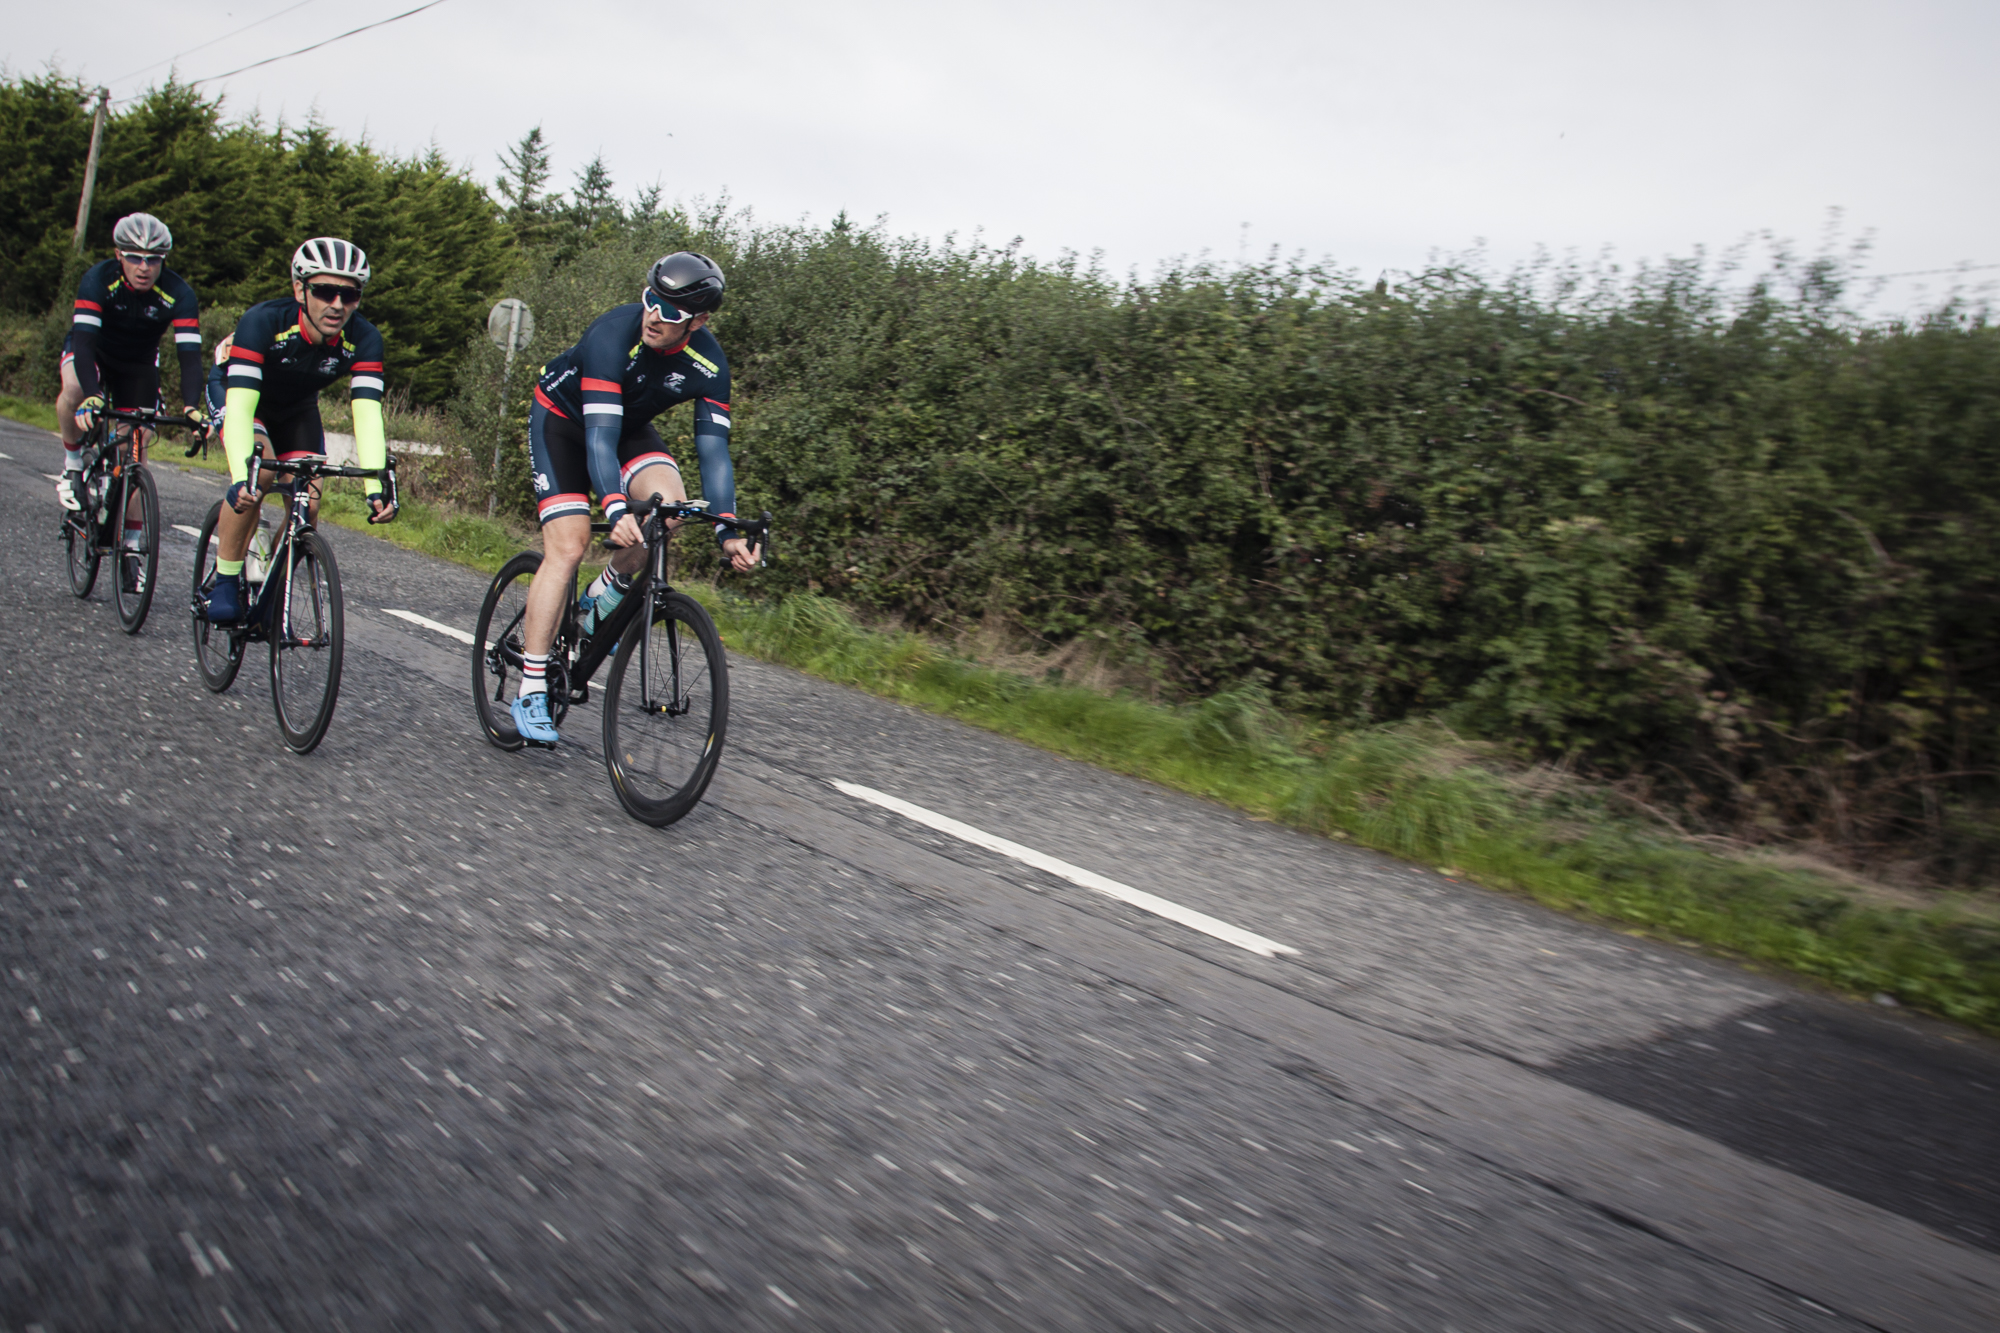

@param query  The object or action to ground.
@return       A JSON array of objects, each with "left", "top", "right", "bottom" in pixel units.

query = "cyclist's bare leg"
[
  {"left": 523, "top": 513, "right": 593, "bottom": 658},
  {"left": 55, "top": 360, "right": 85, "bottom": 448},
  {"left": 213, "top": 432, "right": 289, "bottom": 562},
  {"left": 607, "top": 461, "right": 689, "bottom": 578}
]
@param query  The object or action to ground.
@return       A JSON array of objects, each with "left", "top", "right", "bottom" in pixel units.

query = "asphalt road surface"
[{"left": 3, "top": 414, "right": 1997, "bottom": 1332}]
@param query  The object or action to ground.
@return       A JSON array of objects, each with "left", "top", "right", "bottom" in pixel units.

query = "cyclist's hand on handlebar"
[
  {"left": 608, "top": 513, "right": 645, "bottom": 547},
  {"left": 183, "top": 403, "right": 210, "bottom": 438},
  {"left": 226, "top": 480, "right": 259, "bottom": 513},
  {"left": 722, "top": 536, "right": 762, "bottom": 573},
  {"left": 74, "top": 395, "right": 105, "bottom": 433},
  {"left": 367, "top": 493, "right": 398, "bottom": 525}
]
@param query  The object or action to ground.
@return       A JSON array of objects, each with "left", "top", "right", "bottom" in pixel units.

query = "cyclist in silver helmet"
[{"left": 55, "top": 212, "right": 207, "bottom": 511}]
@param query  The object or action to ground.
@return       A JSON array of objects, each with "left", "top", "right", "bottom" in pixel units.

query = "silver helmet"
[
  {"left": 112, "top": 212, "right": 173, "bottom": 254},
  {"left": 291, "top": 237, "right": 371, "bottom": 289}
]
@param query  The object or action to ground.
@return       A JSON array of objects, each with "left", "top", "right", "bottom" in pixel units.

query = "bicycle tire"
[
  {"left": 472, "top": 551, "right": 543, "bottom": 750},
  {"left": 601, "top": 589, "right": 728, "bottom": 826},
  {"left": 113, "top": 465, "right": 159, "bottom": 633},
  {"left": 268, "top": 528, "right": 344, "bottom": 754},
  {"left": 64, "top": 510, "right": 100, "bottom": 598},
  {"left": 190, "top": 501, "right": 245, "bottom": 692}
]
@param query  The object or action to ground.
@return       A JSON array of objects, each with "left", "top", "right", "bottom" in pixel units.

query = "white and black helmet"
[
  {"left": 291, "top": 237, "right": 371, "bottom": 289},
  {"left": 112, "top": 213, "right": 174, "bottom": 254}
]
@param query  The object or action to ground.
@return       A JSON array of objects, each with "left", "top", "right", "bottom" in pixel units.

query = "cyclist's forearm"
[
  {"left": 694, "top": 429, "right": 736, "bottom": 540},
  {"left": 176, "top": 344, "right": 205, "bottom": 411},
  {"left": 223, "top": 386, "right": 260, "bottom": 484},
  {"left": 69, "top": 325, "right": 103, "bottom": 399},
  {"left": 352, "top": 397, "right": 387, "bottom": 493},
  {"left": 585, "top": 423, "right": 628, "bottom": 523}
]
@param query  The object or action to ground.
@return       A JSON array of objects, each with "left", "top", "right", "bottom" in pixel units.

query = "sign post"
[{"left": 485, "top": 298, "right": 535, "bottom": 518}]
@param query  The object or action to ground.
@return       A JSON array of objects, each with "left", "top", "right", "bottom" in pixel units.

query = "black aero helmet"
[{"left": 646, "top": 251, "right": 725, "bottom": 316}]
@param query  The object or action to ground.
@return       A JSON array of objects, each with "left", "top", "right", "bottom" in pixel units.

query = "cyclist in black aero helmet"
[{"left": 508, "top": 250, "right": 759, "bottom": 744}]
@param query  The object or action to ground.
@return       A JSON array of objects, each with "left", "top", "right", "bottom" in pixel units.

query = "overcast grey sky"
[{"left": 10, "top": 0, "right": 1995, "bottom": 309}]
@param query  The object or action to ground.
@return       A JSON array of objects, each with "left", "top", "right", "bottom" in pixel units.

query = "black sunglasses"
[{"left": 307, "top": 283, "right": 362, "bottom": 306}]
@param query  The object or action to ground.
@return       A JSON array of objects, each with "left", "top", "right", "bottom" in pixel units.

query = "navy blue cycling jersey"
[
  {"left": 223, "top": 298, "right": 386, "bottom": 417},
  {"left": 533, "top": 304, "right": 735, "bottom": 527},
  {"left": 68, "top": 258, "right": 202, "bottom": 406}
]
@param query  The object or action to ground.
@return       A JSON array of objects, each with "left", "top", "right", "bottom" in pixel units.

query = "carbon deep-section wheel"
[
  {"left": 113, "top": 464, "right": 160, "bottom": 633},
  {"left": 472, "top": 550, "right": 543, "bottom": 751},
  {"left": 269, "top": 528, "right": 344, "bottom": 753},
  {"left": 190, "top": 500, "right": 245, "bottom": 692},
  {"left": 601, "top": 589, "right": 728, "bottom": 826}
]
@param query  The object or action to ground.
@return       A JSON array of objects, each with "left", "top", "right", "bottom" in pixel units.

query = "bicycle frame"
[
  {"left": 197, "top": 453, "right": 399, "bottom": 640},
  {"left": 64, "top": 407, "right": 193, "bottom": 553}
]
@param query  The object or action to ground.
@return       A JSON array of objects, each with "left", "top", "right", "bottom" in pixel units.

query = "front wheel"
[
  {"left": 191, "top": 501, "right": 245, "bottom": 692},
  {"left": 602, "top": 590, "right": 728, "bottom": 826},
  {"left": 472, "top": 550, "right": 544, "bottom": 750},
  {"left": 113, "top": 465, "right": 160, "bottom": 633},
  {"left": 65, "top": 504, "right": 100, "bottom": 599},
  {"left": 268, "top": 529, "right": 344, "bottom": 753}
]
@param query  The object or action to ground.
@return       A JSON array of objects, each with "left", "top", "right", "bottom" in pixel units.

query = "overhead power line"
[
  {"left": 1866, "top": 263, "right": 2000, "bottom": 281},
  {"left": 188, "top": 0, "right": 452, "bottom": 88},
  {"left": 110, "top": 1, "right": 316, "bottom": 89}
]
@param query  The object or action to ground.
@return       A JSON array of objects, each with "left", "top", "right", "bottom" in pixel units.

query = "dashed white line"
[
  {"left": 172, "top": 524, "right": 204, "bottom": 538},
  {"left": 829, "top": 780, "right": 1300, "bottom": 958},
  {"left": 0, "top": 451, "right": 12, "bottom": 458},
  {"left": 384, "top": 608, "right": 474, "bottom": 644}
]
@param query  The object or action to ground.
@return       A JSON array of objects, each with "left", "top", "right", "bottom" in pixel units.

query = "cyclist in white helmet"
[
  {"left": 54, "top": 212, "right": 207, "bottom": 510},
  {"left": 203, "top": 237, "right": 398, "bottom": 623}
]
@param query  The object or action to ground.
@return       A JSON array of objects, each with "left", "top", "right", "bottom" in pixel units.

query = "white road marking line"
[
  {"left": 830, "top": 780, "right": 1301, "bottom": 958},
  {"left": 44, "top": 473, "right": 64, "bottom": 482},
  {"left": 0, "top": 451, "right": 12, "bottom": 458},
  {"left": 383, "top": 608, "right": 474, "bottom": 644},
  {"left": 172, "top": 524, "right": 203, "bottom": 538}
]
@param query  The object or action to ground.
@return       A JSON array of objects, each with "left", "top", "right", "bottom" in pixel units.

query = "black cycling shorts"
[
  {"left": 61, "top": 334, "right": 160, "bottom": 412},
  {"left": 528, "top": 400, "right": 679, "bottom": 525},
  {"left": 259, "top": 398, "right": 326, "bottom": 461}
]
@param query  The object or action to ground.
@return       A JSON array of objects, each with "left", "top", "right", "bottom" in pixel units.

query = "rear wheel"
[
  {"left": 191, "top": 501, "right": 245, "bottom": 692},
  {"left": 473, "top": 550, "right": 548, "bottom": 750},
  {"left": 113, "top": 465, "right": 159, "bottom": 633},
  {"left": 602, "top": 590, "right": 728, "bottom": 826},
  {"left": 269, "top": 529, "right": 344, "bottom": 753}
]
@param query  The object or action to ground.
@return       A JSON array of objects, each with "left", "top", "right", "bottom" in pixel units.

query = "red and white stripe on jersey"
[
  {"left": 533, "top": 385, "right": 568, "bottom": 418},
  {"left": 72, "top": 299, "right": 104, "bottom": 329},
  {"left": 699, "top": 397, "right": 731, "bottom": 430},
  {"left": 579, "top": 376, "right": 623, "bottom": 422},
  {"left": 226, "top": 345, "right": 265, "bottom": 388},
  {"left": 350, "top": 359, "right": 385, "bottom": 400},
  {"left": 619, "top": 452, "right": 679, "bottom": 489},
  {"left": 173, "top": 317, "right": 201, "bottom": 347}
]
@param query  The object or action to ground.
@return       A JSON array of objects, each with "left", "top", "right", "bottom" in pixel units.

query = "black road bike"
[
  {"left": 61, "top": 405, "right": 196, "bottom": 633},
  {"left": 472, "top": 498, "right": 771, "bottom": 826},
  {"left": 189, "top": 453, "right": 398, "bottom": 754}
]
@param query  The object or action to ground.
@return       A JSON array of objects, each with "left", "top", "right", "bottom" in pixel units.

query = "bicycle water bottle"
[{"left": 246, "top": 521, "right": 272, "bottom": 587}]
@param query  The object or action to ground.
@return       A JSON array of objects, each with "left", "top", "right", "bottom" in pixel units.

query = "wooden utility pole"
[{"left": 72, "top": 87, "right": 111, "bottom": 250}]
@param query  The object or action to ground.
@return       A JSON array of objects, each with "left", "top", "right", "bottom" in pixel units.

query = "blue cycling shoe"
[
  {"left": 510, "top": 691, "right": 559, "bottom": 744},
  {"left": 205, "top": 573, "right": 243, "bottom": 623}
]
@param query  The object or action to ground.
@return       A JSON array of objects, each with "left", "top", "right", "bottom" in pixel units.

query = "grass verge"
[{"left": 0, "top": 395, "right": 60, "bottom": 432}]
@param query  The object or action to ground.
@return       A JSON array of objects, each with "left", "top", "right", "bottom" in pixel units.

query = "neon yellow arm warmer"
[
  {"left": 351, "top": 396, "right": 387, "bottom": 496},
  {"left": 223, "top": 385, "right": 261, "bottom": 486}
]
